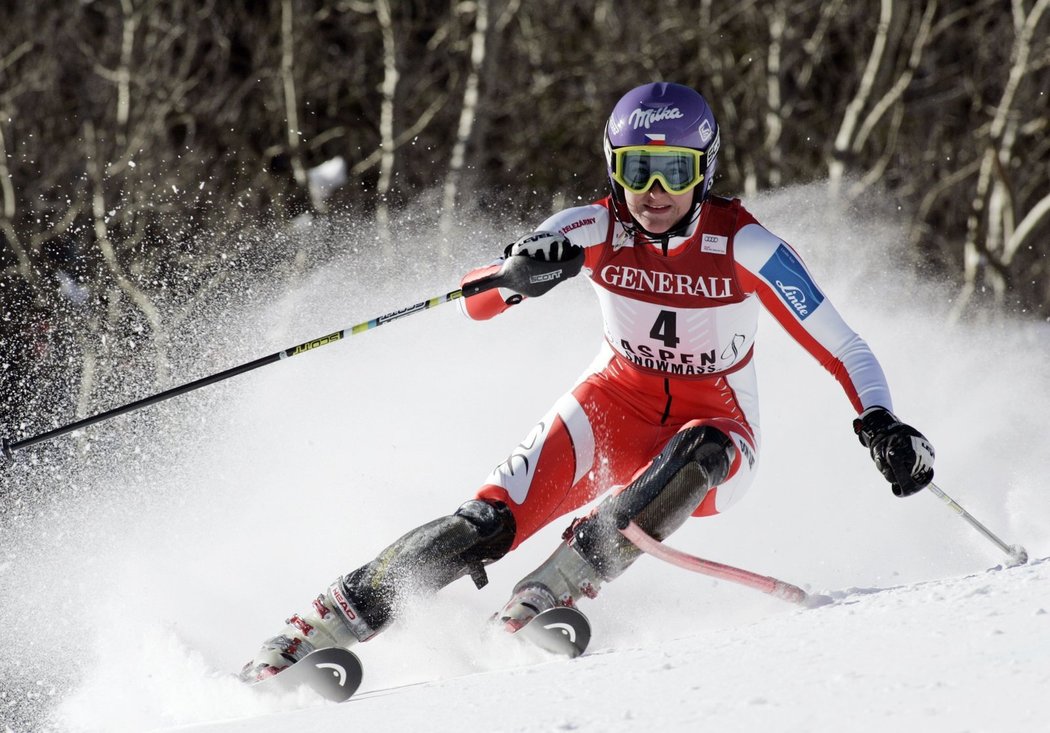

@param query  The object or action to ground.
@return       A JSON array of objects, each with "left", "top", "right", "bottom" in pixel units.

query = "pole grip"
[{"left": 461, "top": 272, "right": 505, "bottom": 298}]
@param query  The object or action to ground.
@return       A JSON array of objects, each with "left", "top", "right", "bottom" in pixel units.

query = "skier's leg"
[
  {"left": 239, "top": 497, "right": 515, "bottom": 680},
  {"left": 474, "top": 380, "right": 655, "bottom": 547},
  {"left": 241, "top": 371, "right": 649, "bottom": 679},
  {"left": 497, "top": 420, "right": 743, "bottom": 630}
]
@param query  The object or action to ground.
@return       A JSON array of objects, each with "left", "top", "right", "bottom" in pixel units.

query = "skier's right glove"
[
  {"left": 496, "top": 231, "right": 584, "bottom": 298},
  {"left": 853, "top": 406, "right": 935, "bottom": 497}
]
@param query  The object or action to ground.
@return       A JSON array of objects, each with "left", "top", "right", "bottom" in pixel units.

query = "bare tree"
[
  {"left": 440, "top": 0, "right": 490, "bottom": 237},
  {"left": 953, "top": 0, "right": 1050, "bottom": 320},
  {"left": 280, "top": 0, "right": 309, "bottom": 191},
  {"left": 828, "top": 0, "right": 896, "bottom": 193}
]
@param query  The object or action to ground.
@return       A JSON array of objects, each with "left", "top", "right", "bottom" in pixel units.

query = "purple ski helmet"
[{"left": 604, "top": 82, "right": 720, "bottom": 203}]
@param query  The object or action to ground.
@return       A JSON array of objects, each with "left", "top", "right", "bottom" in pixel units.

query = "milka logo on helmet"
[
  {"left": 627, "top": 106, "right": 685, "bottom": 130},
  {"left": 758, "top": 244, "right": 824, "bottom": 320}
]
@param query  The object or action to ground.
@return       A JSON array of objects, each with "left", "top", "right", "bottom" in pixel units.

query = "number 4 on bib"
[{"left": 650, "top": 310, "right": 680, "bottom": 348}]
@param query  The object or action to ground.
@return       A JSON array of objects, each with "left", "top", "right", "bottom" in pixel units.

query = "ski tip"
[
  {"left": 309, "top": 648, "right": 364, "bottom": 701},
  {"left": 251, "top": 647, "right": 364, "bottom": 703},
  {"left": 519, "top": 606, "right": 591, "bottom": 658}
]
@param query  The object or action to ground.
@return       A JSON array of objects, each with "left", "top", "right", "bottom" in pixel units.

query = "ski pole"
[
  {"left": 2, "top": 274, "right": 505, "bottom": 460},
  {"left": 926, "top": 481, "right": 1028, "bottom": 565},
  {"left": 619, "top": 520, "right": 810, "bottom": 605}
]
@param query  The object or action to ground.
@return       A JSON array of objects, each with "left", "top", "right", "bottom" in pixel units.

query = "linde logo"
[
  {"left": 758, "top": 243, "right": 825, "bottom": 320},
  {"left": 775, "top": 280, "right": 810, "bottom": 316},
  {"left": 628, "top": 106, "right": 684, "bottom": 130},
  {"left": 601, "top": 264, "right": 733, "bottom": 299}
]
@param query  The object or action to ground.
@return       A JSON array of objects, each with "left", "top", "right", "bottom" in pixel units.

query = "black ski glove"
[
  {"left": 853, "top": 406, "right": 935, "bottom": 497},
  {"left": 497, "top": 231, "right": 584, "bottom": 298}
]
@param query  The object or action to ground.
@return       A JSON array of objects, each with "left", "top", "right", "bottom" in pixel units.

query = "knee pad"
[
  {"left": 455, "top": 498, "right": 516, "bottom": 564},
  {"left": 337, "top": 499, "right": 517, "bottom": 632},
  {"left": 568, "top": 425, "right": 734, "bottom": 581},
  {"left": 686, "top": 426, "right": 734, "bottom": 487},
  {"left": 613, "top": 425, "right": 733, "bottom": 527}
]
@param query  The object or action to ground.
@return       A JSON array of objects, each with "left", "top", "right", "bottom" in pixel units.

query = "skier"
[{"left": 239, "top": 81, "right": 935, "bottom": 680}]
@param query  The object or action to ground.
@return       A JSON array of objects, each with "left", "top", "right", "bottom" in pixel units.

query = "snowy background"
[{"left": 1, "top": 183, "right": 1048, "bottom": 732}]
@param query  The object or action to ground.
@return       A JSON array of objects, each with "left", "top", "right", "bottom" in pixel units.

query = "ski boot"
[
  {"left": 497, "top": 424, "right": 733, "bottom": 633},
  {"left": 240, "top": 498, "right": 516, "bottom": 681},
  {"left": 497, "top": 542, "right": 601, "bottom": 632},
  {"left": 238, "top": 580, "right": 376, "bottom": 682}
]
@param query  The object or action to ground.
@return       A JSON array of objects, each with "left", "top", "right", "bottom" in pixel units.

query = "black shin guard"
[
  {"left": 569, "top": 425, "right": 734, "bottom": 581},
  {"left": 336, "top": 499, "right": 515, "bottom": 634}
]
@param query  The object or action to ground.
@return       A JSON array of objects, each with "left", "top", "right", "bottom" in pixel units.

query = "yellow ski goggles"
[{"left": 611, "top": 145, "right": 705, "bottom": 195}]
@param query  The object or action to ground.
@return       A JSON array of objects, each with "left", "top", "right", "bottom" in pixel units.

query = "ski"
[
  {"left": 518, "top": 606, "right": 591, "bottom": 658},
  {"left": 252, "top": 647, "right": 363, "bottom": 703},
  {"left": 249, "top": 608, "right": 587, "bottom": 704}
]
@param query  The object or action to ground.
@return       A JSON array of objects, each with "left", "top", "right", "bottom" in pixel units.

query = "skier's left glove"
[
  {"left": 853, "top": 406, "right": 935, "bottom": 497},
  {"left": 497, "top": 231, "right": 584, "bottom": 298}
]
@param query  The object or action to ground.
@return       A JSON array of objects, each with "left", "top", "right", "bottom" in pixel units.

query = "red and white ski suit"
[{"left": 462, "top": 196, "right": 892, "bottom": 549}]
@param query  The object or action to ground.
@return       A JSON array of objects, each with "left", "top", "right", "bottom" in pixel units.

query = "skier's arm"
[
  {"left": 734, "top": 222, "right": 934, "bottom": 496},
  {"left": 733, "top": 222, "right": 891, "bottom": 413},
  {"left": 460, "top": 231, "right": 584, "bottom": 321}
]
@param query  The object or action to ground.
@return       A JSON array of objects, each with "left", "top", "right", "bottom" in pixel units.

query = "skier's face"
[{"left": 623, "top": 181, "right": 692, "bottom": 234}]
